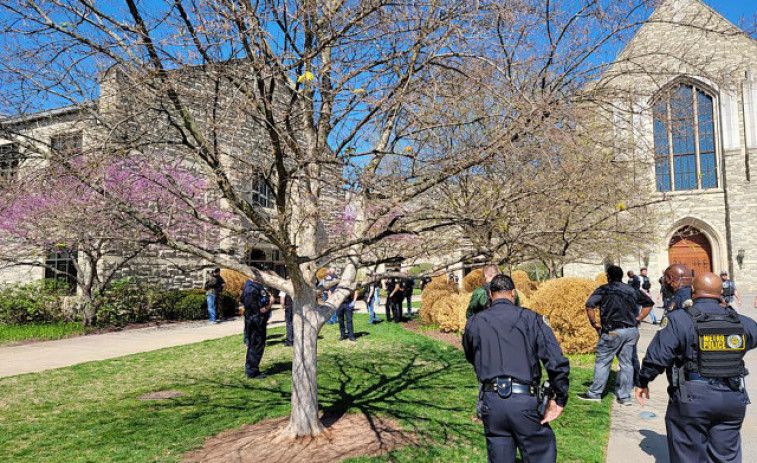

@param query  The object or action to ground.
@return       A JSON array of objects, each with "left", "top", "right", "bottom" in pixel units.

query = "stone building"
[
  {"left": 565, "top": 0, "right": 757, "bottom": 292},
  {"left": 0, "top": 65, "right": 342, "bottom": 290}
]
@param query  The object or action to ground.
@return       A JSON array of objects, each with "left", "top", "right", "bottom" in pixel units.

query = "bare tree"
[{"left": 2, "top": 0, "right": 740, "bottom": 439}]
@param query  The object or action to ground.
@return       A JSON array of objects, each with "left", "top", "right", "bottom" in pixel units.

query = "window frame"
[
  {"left": 50, "top": 131, "right": 83, "bottom": 156},
  {"left": 44, "top": 248, "right": 78, "bottom": 292},
  {"left": 249, "top": 172, "right": 275, "bottom": 209},
  {"left": 0, "top": 143, "right": 22, "bottom": 180},
  {"left": 652, "top": 81, "right": 720, "bottom": 193}
]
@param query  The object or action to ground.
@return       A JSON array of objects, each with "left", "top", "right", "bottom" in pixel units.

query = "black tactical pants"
[
  {"left": 244, "top": 314, "right": 267, "bottom": 377},
  {"left": 284, "top": 304, "right": 294, "bottom": 345},
  {"left": 665, "top": 381, "right": 747, "bottom": 463},
  {"left": 336, "top": 303, "right": 355, "bottom": 340},
  {"left": 391, "top": 296, "right": 403, "bottom": 322},
  {"left": 480, "top": 391, "right": 557, "bottom": 463}
]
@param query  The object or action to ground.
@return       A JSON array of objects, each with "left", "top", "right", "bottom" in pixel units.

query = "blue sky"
[
  {"left": 703, "top": 0, "right": 756, "bottom": 29},
  {"left": 0, "top": 0, "right": 753, "bottom": 117}
]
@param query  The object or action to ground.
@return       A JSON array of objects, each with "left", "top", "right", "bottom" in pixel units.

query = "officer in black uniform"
[
  {"left": 387, "top": 277, "right": 404, "bottom": 322},
  {"left": 636, "top": 272, "right": 757, "bottom": 463},
  {"left": 241, "top": 278, "right": 272, "bottom": 379},
  {"left": 463, "top": 275, "right": 570, "bottom": 463},
  {"left": 663, "top": 263, "right": 693, "bottom": 313}
]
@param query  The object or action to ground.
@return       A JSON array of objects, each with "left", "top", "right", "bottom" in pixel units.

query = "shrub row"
[
  {"left": 419, "top": 271, "right": 600, "bottom": 354},
  {"left": 0, "top": 279, "right": 239, "bottom": 327},
  {"left": 0, "top": 281, "right": 72, "bottom": 325}
]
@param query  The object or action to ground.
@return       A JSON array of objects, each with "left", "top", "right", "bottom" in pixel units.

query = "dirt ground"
[
  {"left": 404, "top": 318, "right": 462, "bottom": 350},
  {"left": 182, "top": 413, "right": 413, "bottom": 463}
]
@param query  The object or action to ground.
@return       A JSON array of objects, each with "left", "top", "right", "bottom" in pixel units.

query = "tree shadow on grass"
[{"left": 165, "top": 342, "right": 479, "bottom": 456}]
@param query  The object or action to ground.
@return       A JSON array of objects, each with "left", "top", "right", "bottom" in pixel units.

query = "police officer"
[
  {"left": 402, "top": 273, "right": 415, "bottom": 316},
  {"left": 463, "top": 275, "right": 570, "bottom": 463},
  {"left": 636, "top": 272, "right": 757, "bottom": 462},
  {"left": 240, "top": 277, "right": 272, "bottom": 379},
  {"left": 278, "top": 285, "right": 294, "bottom": 347},
  {"left": 387, "top": 276, "right": 404, "bottom": 322},
  {"left": 720, "top": 270, "right": 741, "bottom": 307},
  {"left": 663, "top": 263, "right": 692, "bottom": 313}
]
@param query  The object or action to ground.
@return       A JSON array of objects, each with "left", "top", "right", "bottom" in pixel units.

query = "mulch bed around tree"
[
  {"left": 403, "top": 318, "right": 462, "bottom": 350},
  {"left": 182, "top": 413, "right": 413, "bottom": 463}
]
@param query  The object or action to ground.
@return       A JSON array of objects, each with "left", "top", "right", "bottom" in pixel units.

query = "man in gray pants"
[{"left": 578, "top": 265, "right": 654, "bottom": 406}]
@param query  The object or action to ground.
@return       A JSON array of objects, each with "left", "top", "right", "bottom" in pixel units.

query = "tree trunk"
[
  {"left": 80, "top": 293, "right": 96, "bottom": 327},
  {"left": 280, "top": 298, "right": 326, "bottom": 438}
]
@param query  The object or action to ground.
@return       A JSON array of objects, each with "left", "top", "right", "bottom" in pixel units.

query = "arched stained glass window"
[{"left": 653, "top": 83, "right": 718, "bottom": 192}]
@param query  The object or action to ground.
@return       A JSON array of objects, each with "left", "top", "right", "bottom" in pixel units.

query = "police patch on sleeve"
[
  {"left": 683, "top": 299, "right": 693, "bottom": 308},
  {"left": 659, "top": 317, "right": 669, "bottom": 329},
  {"left": 542, "top": 315, "right": 550, "bottom": 327}
]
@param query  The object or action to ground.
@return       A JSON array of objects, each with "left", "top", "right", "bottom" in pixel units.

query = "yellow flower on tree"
[{"left": 297, "top": 71, "right": 315, "bottom": 83}]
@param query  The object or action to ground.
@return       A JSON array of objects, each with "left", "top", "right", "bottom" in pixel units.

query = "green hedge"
[
  {"left": 0, "top": 279, "right": 240, "bottom": 328},
  {"left": 94, "top": 279, "right": 239, "bottom": 327},
  {"left": 0, "top": 281, "right": 71, "bottom": 325}
]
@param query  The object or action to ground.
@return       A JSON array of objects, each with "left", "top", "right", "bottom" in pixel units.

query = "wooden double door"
[{"left": 669, "top": 227, "right": 713, "bottom": 276}]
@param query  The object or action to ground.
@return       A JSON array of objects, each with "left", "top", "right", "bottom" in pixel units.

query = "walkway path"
[
  {"left": 606, "top": 298, "right": 757, "bottom": 462},
  {"left": 0, "top": 297, "right": 406, "bottom": 379},
  {"left": 0, "top": 311, "right": 283, "bottom": 378}
]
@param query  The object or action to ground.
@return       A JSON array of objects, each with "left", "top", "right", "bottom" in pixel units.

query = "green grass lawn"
[
  {"left": 0, "top": 322, "right": 89, "bottom": 346},
  {"left": 0, "top": 314, "right": 612, "bottom": 462}
]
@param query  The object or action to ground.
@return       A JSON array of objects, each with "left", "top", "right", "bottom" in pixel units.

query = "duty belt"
[
  {"left": 685, "top": 372, "right": 734, "bottom": 385},
  {"left": 482, "top": 379, "right": 536, "bottom": 395}
]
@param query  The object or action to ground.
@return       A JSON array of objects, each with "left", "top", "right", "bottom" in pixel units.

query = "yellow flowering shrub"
[
  {"left": 425, "top": 276, "right": 459, "bottom": 292},
  {"left": 511, "top": 269, "right": 531, "bottom": 288},
  {"left": 512, "top": 270, "right": 540, "bottom": 298},
  {"left": 419, "top": 276, "right": 460, "bottom": 325},
  {"left": 595, "top": 272, "right": 608, "bottom": 286},
  {"left": 529, "top": 277, "right": 598, "bottom": 354},
  {"left": 219, "top": 269, "right": 248, "bottom": 299},
  {"left": 433, "top": 292, "right": 472, "bottom": 333},
  {"left": 462, "top": 269, "right": 485, "bottom": 292},
  {"left": 419, "top": 289, "right": 449, "bottom": 324}
]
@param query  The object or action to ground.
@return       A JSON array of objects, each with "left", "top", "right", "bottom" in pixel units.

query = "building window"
[
  {"left": 50, "top": 131, "right": 83, "bottom": 155},
  {"left": 250, "top": 173, "right": 275, "bottom": 208},
  {"left": 653, "top": 83, "right": 718, "bottom": 192},
  {"left": 45, "top": 248, "right": 78, "bottom": 292},
  {"left": 0, "top": 143, "right": 21, "bottom": 180}
]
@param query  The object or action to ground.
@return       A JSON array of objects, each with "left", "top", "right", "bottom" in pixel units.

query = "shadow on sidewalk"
[{"left": 639, "top": 430, "right": 670, "bottom": 462}]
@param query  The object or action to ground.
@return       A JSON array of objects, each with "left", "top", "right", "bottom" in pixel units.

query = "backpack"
[{"left": 241, "top": 281, "right": 270, "bottom": 312}]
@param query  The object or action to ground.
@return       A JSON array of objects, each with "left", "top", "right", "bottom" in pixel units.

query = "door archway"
[{"left": 668, "top": 226, "right": 713, "bottom": 276}]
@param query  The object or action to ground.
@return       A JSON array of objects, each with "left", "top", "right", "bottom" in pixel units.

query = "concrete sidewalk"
[
  {"left": 606, "top": 318, "right": 757, "bottom": 462},
  {"left": 0, "top": 309, "right": 286, "bottom": 378},
  {"left": 0, "top": 297, "right": 404, "bottom": 379}
]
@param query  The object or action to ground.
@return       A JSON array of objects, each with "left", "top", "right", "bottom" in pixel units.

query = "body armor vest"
[
  {"left": 684, "top": 306, "right": 746, "bottom": 378},
  {"left": 722, "top": 281, "right": 735, "bottom": 298}
]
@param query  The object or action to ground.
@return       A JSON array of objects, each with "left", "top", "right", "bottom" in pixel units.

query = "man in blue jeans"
[
  {"left": 204, "top": 268, "right": 224, "bottom": 323},
  {"left": 578, "top": 265, "right": 654, "bottom": 406}
]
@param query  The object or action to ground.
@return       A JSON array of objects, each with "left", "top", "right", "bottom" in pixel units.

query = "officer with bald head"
[
  {"left": 636, "top": 272, "right": 757, "bottom": 463},
  {"left": 663, "top": 263, "right": 693, "bottom": 313}
]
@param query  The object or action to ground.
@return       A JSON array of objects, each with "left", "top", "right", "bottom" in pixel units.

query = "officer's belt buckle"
[{"left": 483, "top": 379, "right": 536, "bottom": 396}]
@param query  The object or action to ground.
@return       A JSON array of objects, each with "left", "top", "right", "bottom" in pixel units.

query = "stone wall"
[
  {"left": 565, "top": 0, "right": 757, "bottom": 292},
  {"left": 0, "top": 63, "right": 344, "bottom": 291}
]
